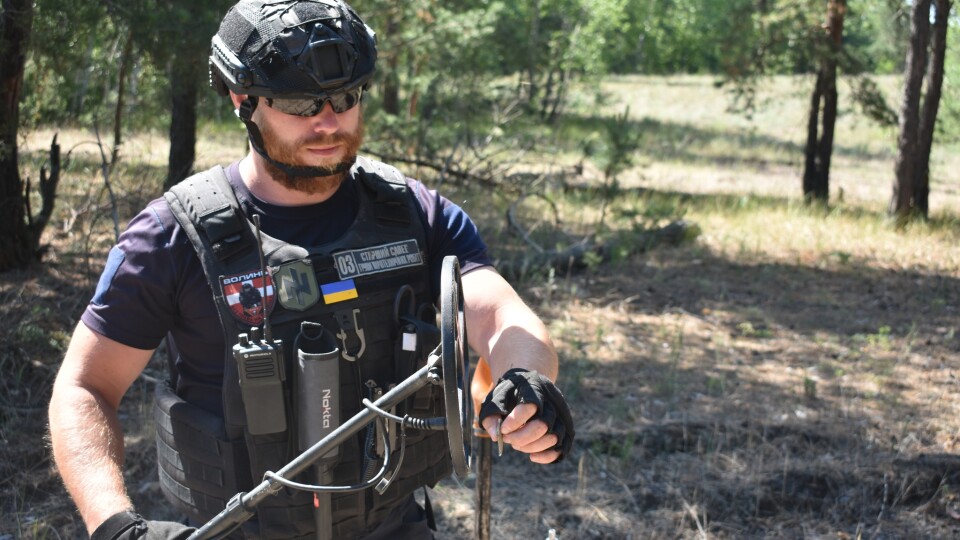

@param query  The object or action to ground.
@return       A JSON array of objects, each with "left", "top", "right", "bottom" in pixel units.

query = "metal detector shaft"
[{"left": 188, "top": 355, "right": 441, "bottom": 540}]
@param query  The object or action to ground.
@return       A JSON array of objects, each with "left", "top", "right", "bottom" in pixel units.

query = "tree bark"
[
  {"left": 803, "top": 72, "right": 824, "bottom": 199},
  {"left": 165, "top": 57, "right": 200, "bottom": 189},
  {"left": 0, "top": 0, "right": 35, "bottom": 271},
  {"left": 525, "top": 0, "right": 542, "bottom": 109},
  {"left": 27, "top": 135, "right": 60, "bottom": 253},
  {"left": 802, "top": 0, "right": 845, "bottom": 203},
  {"left": 891, "top": 0, "right": 932, "bottom": 221},
  {"left": 111, "top": 30, "right": 135, "bottom": 168},
  {"left": 914, "top": 0, "right": 951, "bottom": 218},
  {"left": 381, "top": 13, "right": 400, "bottom": 116}
]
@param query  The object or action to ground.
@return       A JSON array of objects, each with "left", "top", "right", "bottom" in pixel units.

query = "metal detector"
[{"left": 188, "top": 256, "right": 472, "bottom": 540}]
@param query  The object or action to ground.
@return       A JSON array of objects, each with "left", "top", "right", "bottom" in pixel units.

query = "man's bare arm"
[
  {"left": 462, "top": 266, "right": 564, "bottom": 463},
  {"left": 462, "top": 266, "right": 558, "bottom": 381},
  {"left": 49, "top": 321, "right": 155, "bottom": 535}
]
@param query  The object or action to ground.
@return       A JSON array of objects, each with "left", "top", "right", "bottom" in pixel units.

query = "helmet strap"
[{"left": 236, "top": 96, "right": 354, "bottom": 179}]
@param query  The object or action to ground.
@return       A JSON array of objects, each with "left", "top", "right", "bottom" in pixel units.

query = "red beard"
[{"left": 258, "top": 116, "right": 365, "bottom": 195}]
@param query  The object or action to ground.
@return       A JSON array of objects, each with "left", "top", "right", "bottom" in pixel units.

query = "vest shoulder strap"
[
  {"left": 163, "top": 166, "right": 254, "bottom": 264},
  {"left": 354, "top": 156, "right": 413, "bottom": 227}
]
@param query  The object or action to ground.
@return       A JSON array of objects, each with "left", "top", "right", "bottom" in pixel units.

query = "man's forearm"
[
  {"left": 462, "top": 267, "right": 559, "bottom": 382},
  {"left": 484, "top": 308, "right": 558, "bottom": 382},
  {"left": 49, "top": 384, "right": 134, "bottom": 534}
]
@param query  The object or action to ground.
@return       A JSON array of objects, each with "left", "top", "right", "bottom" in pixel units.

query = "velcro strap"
[{"left": 90, "top": 510, "right": 141, "bottom": 540}]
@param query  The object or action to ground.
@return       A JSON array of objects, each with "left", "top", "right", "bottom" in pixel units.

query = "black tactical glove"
[
  {"left": 91, "top": 510, "right": 194, "bottom": 540},
  {"left": 478, "top": 368, "right": 575, "bottom": 463}
]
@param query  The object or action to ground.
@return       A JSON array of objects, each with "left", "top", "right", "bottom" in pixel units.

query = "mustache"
[{"left": 297, "top": 131, "right": 353, "bottom": 147}]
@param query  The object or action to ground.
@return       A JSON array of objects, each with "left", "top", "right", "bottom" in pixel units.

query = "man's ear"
[{"left": 229, "top": 91, "right": 247, "bottom": 110}]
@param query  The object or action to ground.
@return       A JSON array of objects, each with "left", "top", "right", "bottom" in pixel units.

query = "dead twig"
[
  {"left": 93, "top": 123, "right": 121, "bottom": 242},
  {"left": 362, "top": 149, "right": 509, "bottom": 192}
]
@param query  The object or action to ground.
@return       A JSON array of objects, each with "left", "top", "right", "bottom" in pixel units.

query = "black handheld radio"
[{"left": 231, "top": 214, "right": 287, "bottom": 435}]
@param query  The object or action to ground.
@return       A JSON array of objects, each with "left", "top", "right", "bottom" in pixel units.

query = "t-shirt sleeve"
[
  {"left": 81, "top": 200, "right": 181, "bottom": 350},
  {"left": 407, "top": 179, "right": 495, "bottom": 300}
]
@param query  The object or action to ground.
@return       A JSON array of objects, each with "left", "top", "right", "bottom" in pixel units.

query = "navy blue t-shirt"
[{"left": 81, "top": 160, "right": 492, "bottom": 413}]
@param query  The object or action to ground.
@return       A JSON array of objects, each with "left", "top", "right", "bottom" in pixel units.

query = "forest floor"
[{"left": 3, "top": 75, "right": 960, "bottom": 539}]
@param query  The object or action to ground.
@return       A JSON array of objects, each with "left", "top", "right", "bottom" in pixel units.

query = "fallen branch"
[
  {"left": 362, "top": 149, "right": 508, "bottom": 191},
  {"left": 506, "top": 193, "right": 564, "bottom": 253},
  {"left": 496, "top": 219, "right": 700, "bottom": 281}
]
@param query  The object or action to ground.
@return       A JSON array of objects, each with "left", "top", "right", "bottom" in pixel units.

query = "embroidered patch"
[
  {"left": 274, "top": 259, "right": 320, "bottom": 312},
  {"left": 221, "top": 270, "right": 276, "bottom": 326},
  {"left": 321, "top": 279, "right": 359, "bottom": 304},
  {"left": 332, "top": 239, "right": 423, "bottom": 280}
]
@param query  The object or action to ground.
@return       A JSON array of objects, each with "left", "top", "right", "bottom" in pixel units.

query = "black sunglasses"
[{"left": 265, "top": 87, "right": 363, "bottom": 116}]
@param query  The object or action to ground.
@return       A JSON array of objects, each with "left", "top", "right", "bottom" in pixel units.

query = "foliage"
[
  {"left": 19, "top": 0, "right": 919, "bottom": 135},
  {"left": 22, "top": 0, "right": 231, "bottom": 131},
  {"left": 846, "top": 0, "right": 910, "bottom": 74},
  {"left": 717, "top": 0, "right": 903, "bottom": 127},
  {"left": 355, "top": 0, "right": 507, "bottom": 143},
  {"left": 21, "top": 0, "right": 119, "bottom": 127}
]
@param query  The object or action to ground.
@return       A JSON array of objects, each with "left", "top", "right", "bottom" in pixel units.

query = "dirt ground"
[{"left": 426, "top": 242, "right": 960, "bottom": 540}]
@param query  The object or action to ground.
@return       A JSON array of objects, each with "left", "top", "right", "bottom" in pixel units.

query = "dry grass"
[{"left": 3, "top": 75, "right": 960, "bottom": 539}]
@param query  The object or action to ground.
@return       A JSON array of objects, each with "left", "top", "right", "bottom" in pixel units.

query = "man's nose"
[{"left": 309, "top": 102, "right": 339, "bottom": 133}]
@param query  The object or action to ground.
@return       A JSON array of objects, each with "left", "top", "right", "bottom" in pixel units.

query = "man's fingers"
[
  {"left": 481, "top": 415, "right": 502, "bottom": 440},
  {"left": 481, "top": 402, "right": 538, "bottom": 439},
  {"left": 501, "top": 418, "right": 548, "bottom": 447},
  {"left": 528, "top": 449, "right": 562, "bottom": 464},
  {"left": 511, "top": 431, "right": 558, "bottom": 454},
  {"left": 502, "top": 402, "right": 538, "bottom": 431}
]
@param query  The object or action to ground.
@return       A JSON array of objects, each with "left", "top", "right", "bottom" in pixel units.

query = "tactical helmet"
[{"left": 210, "top": 0, "right": 377, "bottom": 99}]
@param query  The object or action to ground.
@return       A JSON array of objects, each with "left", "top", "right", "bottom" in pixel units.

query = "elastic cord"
[{"left": 262, "top": 417, "right": 392, "bottom": 493}]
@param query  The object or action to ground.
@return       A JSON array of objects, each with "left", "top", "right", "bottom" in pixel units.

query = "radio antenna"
[{"left": 252, "top": 214, "right": 273, "bottom": 342}]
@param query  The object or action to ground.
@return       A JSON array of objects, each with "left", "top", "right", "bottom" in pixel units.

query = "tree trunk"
[
  {"left": 0, "top": 0, "right": 35, "bottom": 271},
  {"left": 165, "top": 57, "right": 200, "bottom": 189},
  {"left": 891, "top": 0, "right": 932, "bottom": 221},
  {"left": 27, "top": 135, "right": 60, "bottom": 253},
  {"left": 914, "top": 0, "right": 951, "bottom": 218},
  {"left": 111, "top": 30, "right": 135, "bottom": 168},
  {"left": 815, "top": 0, "right": 845, "bottom": 202},
  {"left": 525, "top": 0, "right": 542, "bottom": 108},
  {"left": 381, "top": 14, "right": 400, "bottom": 116},
  {"left": 803, "top": 73, "right": 824, "bottom": 199},
  {"left": 802, "top": 0, "right": 845, "bottom": 203}
]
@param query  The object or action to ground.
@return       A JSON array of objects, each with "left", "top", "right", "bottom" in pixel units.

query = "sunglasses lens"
[
  {"left": 266, "top": 98, "right": 323, "bottom": 116},
  {"left": 328, "top": 88, "right": 362, "bottom": 113},
  {"left": 267, "top": 88, "right": 363, "bottom": 117}
]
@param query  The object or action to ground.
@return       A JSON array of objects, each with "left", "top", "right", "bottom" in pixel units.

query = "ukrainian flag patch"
[{"left": 321, "top": 279, "right": 359, "bottom": 304}]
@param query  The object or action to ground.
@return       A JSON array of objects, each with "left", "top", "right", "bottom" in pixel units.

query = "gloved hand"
[
  {"left": 91, "top": 510, "right": 195, "bottom": 540},
  {"left": 478, "top": 368, "right": 574, "bottom": 463}
]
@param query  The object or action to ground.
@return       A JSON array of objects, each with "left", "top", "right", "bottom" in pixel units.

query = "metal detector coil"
[{"left": 440, "top": 255, "right": 472, "bottom": 478}]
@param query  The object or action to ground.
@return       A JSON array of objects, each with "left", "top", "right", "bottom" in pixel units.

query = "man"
[{"left": 48, "top": 1, "right": 574, "bottom": 539}]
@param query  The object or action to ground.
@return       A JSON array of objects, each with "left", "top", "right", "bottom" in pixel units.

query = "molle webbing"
[
  {"left": 154, "top": 382, "right": 245, "bottom": 522},
  {"left": 165, "top": 168, "right": 253, "bottom": 262}
]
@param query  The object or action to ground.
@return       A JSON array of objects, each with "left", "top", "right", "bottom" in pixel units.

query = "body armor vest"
[{"left": 155, "top": 157, "right": 452, "bottom": 539}]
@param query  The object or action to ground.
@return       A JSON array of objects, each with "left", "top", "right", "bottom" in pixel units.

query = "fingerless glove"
[{"left": 479, "top": 368, "right": 575, "bottom": 462}]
